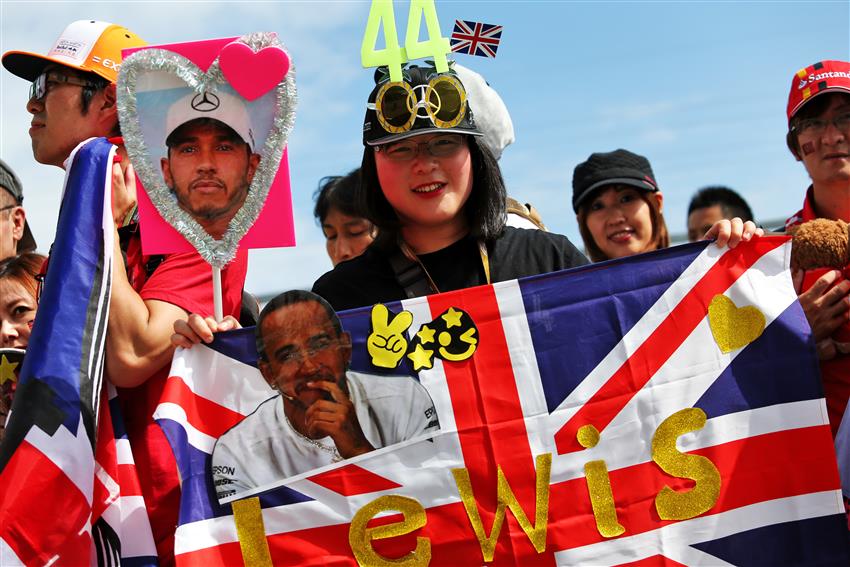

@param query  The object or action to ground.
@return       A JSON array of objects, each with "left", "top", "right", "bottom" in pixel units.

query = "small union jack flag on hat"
[{"left": 450, "top": 20, "right": 502, "bottom": 58}]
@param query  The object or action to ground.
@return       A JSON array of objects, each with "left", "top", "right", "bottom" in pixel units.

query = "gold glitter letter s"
[
  {"left": 652, "top": 408, "right": 721, "bottom": 521},
  {"left": 451, "top": 453, "right": 551, "bottom": 562},
  {"left": 348, "top": 495, "right": 431, "bottom": 566}
]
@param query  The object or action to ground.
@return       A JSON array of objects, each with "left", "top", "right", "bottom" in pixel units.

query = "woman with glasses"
[
  {"left": 0, "top": 252, "right": 46, "bottom": 440},
  {"left": 311, "top": 65, "right": 589, "bottom": 312},
  {"left": 314, "top": 169, "right": 377, "bottom": 267}
]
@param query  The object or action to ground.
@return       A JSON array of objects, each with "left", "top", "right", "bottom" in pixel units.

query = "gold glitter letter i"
[{"left": 577, "top": 425, "right": 625, "bottom": 538}]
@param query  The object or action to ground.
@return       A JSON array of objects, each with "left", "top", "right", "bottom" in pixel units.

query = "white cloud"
[{"left": 640, "top": 127, "right": 677, "bottom": 144}]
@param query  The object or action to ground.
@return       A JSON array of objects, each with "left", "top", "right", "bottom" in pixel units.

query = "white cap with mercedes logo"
[{"left": 165, "top": 90, "right": 256, "bottom": 151}]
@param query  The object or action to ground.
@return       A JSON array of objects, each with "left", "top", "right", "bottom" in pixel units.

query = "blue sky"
[{"left": 1, "top": 0, "right": 848, "bottom": 298}]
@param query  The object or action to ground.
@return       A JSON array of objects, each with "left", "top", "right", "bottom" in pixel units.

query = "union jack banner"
[
  {"left": 0, "top": 138, "right": 157, "bottom": 565},
  {"left": 161, "top": 238, "right": 849, "bottom": 565},
  {"left": 450, "top": 20, "right": 502, "bottom": 58}
]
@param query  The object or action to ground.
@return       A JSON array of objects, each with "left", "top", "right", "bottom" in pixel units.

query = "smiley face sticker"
[{"left": 366, "top": 304, "right": 480, "bottom": 371}]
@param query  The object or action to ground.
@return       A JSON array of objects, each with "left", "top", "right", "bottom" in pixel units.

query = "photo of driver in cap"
[
  {"left": 160, "top": 90, "right": 260, "bottom": 240},
  {"left": 211, "top": 290, "right": 439, "bottom": 499}
]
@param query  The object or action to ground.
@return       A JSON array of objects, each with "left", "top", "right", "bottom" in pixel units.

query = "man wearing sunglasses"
[
  {"left": 783, "top": 60, "right": 850, "bottom": 436},
  {"left": 0, "top": 159, "right": 37, "bottom": 261},
  {"left": 3, "top": 22, "right": 144, "bottom": 169},
  {"left": 211, "top": 290, "right": 439, "bottom": 498},
  {"left": 2, "top": 21, "right": 249, "bottom": 563}
]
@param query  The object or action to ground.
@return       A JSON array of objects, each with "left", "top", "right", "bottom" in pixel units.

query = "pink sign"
[{"left": 118, "top": 35, "right": 296, "bottom": 263}]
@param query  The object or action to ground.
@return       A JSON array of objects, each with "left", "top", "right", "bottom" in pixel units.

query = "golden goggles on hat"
[{"left": 368, "top": 74, "right": 468, "bottom": 133}]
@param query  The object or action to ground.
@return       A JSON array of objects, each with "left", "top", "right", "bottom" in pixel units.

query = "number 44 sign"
[{"left": 361, "top": 0, "right": 451, "bottom": 82}]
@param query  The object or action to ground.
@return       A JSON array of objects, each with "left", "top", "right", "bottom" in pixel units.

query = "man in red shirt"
[
  {"left": 784, "top": 60, "right": 850, "bottom": 433},
  {"left": 3, "top": 21, "right": 248, "bottom": 563}
]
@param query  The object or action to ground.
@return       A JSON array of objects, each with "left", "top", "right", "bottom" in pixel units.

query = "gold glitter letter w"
[{"left": 451, "top": 453, "right": 551, "bottom": 562}]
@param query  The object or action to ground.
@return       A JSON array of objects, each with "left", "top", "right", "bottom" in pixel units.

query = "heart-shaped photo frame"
[{"left": 118, "top": 32, "right": 296, "bottom": 268}]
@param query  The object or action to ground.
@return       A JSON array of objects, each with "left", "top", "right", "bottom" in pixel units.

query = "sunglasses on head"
[
  {"left": 29, "top": 71, "right": 98, "bottom": 101},
  {"left": 368, "top": 73, "right": 468, "bottom": 134}
]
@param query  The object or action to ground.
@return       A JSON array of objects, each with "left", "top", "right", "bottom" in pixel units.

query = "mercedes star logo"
[
  {"left": 410, "top": 84, "right": 439, "bottom": 119},
  {"left": 191, "top": 92, "right": 220, "bottom": 112}
]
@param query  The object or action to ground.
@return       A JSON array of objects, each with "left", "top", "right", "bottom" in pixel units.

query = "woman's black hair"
[
  {"left": 312, "top": 168, "right": 363, "bottom": 224},
  {"left": 359, "top": 135, "right": 506, "bottom": 248}
]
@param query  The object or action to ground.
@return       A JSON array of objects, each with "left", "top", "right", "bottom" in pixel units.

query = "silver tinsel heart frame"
[{"left": 117, "top": 32, "right": 296, "bottom": 268}]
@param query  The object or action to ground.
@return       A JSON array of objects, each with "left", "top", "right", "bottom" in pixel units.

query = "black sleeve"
[
  {"left": 311, "top": 249, "right": 403, "bottom": 312},
  {"left": 490, "top": 227, "right": 589, "bottom": 283},
  {"left": 311, "top": 271, "right": 350, "bottom": 312},
  {"left": 553, "top": 232, "right": 590, "bottom": 270}
]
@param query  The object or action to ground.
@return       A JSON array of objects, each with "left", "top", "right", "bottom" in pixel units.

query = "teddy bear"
[{"left": 789, "top": 218, "right": 850, "bottom": 342}]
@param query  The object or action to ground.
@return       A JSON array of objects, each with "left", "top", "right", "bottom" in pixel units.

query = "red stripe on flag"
[
  {"left": 426, "top": 286, "right": 553, "bottom": 566},
  {"left": 117, "top": 463, "right": 143, "bottom": 497},
  {"left": 176, "top": 540, "right": 244, "bottom": 566},
  {"left": 174, "top": 422, "right": 835, "bottom": 564},
  {"left": 555, "top": 237, "right": 789, "bottom": 454},
  {"left": 162, "top": 375, "right": 246, "bottom": 438},
  {"left": 0, "top": 440, "right": 92, "bottom": 564},
  {"left": 308, "top": 463, "right": 402, "bottom": 496},
  {"left": 620, "top": 556, "right": 688, "bottom": 567},
  {"left": 450, "top": 33, "right": 500, "bottom": 45},
  {"left": 547, "top": 424, "right": 839, "bottom": 551},
  {"left": 178, "top": 424, "right": 836, "bottom": 566},
  {"left": 93, "top": 386, "right": 119, "bottom": 521}
]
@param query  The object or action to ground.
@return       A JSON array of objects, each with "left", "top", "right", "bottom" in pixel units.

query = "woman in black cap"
[
  {"left": 572, "top": 149, "right": 760, "bottom": 262},
  {"left": 572, "top": 149, "right": 670, "bottom": 262},
  {"left": 311, "top": 64, "right": 588, "bottom": 312}
]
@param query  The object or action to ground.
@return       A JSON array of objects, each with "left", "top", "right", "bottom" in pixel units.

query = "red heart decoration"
[{"left": 218, "top": 41, "right": 290, "bottom": 101}]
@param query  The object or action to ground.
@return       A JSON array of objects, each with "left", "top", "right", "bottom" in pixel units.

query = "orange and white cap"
[{"left": 2, "top": 20, "right": 146, "bottom": 84}]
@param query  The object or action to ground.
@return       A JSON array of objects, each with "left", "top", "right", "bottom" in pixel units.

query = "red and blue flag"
[
  {"left": 161, "top": 237, "right": 849, "bottom": 565},
  {"left": 450, "top": 20, "right": 502, "bottom": 58},
  {"left": 0, "top": 138, "right": 156, "bottom": 565}
]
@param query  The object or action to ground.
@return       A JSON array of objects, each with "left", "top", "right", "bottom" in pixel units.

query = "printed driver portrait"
[
  {"left": 160, "top": 90, "right": 260, "bottom": 240},
  {"left": 212, "top": 290, "right": 440, "bottom": 499}
]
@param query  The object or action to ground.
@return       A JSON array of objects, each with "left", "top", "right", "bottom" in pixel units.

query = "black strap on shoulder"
[
  {"left": 239, "top": 290, "right": 260, "bottom": 326},
  {"left": 117, "top": 223, "right": 166, "bottom": 279},
  {"left": 144, "top": 255, "right": 166, "bottom": 276},
  {"left": 388, "top": 246, "right": 435, "bottom": 299}
]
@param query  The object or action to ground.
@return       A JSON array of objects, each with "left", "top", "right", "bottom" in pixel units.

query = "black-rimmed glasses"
[
  {"left": 376, "top": 134, "right": 465, "bottom": 162},
  {"left": 793, "top": 112, "right": 850, "bottom": 138}
]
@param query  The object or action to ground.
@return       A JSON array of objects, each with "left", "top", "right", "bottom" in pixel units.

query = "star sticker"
[
  {"left": 441, "top": 307, "right": 463, "bottom": 329},
  {"left": 0, "top": 355, "right": 19, "bottom": 387},
  {"left": 407, "top": 343, "right": 435, "bottom": 371},
  {"left": 416, "top": 324, "right": 436, "bottom": 344}
]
